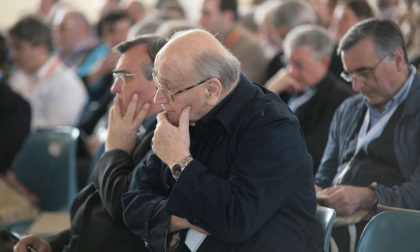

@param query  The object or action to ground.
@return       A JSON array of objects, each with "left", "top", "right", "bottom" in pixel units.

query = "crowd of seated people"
[{"left": 2, "top": 1, "right": 420, "bottom": 252}]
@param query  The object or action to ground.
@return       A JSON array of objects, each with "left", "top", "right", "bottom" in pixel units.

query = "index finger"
[
  {"left": 124, "top": 94, "right": 138, "bottom": 119},
  {"left": 133, "top": 102, "right": 150, "bottom": 127},
  {"left": 178, "top": 106, "right": 191, "bottom": 130}
]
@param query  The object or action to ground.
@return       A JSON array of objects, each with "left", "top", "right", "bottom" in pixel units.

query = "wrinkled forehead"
[{"left": 155, "top": 46, "right": 194, "bottom": 79}]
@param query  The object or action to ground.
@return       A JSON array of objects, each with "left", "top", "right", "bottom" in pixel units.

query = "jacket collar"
[{"left": 195, "top": 74, "right": 261, "bottom": 133}]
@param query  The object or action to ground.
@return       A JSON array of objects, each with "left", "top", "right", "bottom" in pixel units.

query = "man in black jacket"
[
  {"left": 122, "top": 29, "right": 323, "bottom": 252},
  {"left": 14, "top": 35, "right": 167, "bottom": 252},
  {"left": 266, "top": 24, "right": 353, "bottom": 173}
]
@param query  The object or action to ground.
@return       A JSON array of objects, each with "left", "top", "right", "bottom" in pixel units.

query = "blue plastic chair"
[
  {"left": 15, "top": 126, "right": 80, "bottom": 211},
  {"left": 356, "top": 210, "right": 420, "bottom": 252},
  {"left": 316, "top": 205, "right": 336, "bottom": 252}
]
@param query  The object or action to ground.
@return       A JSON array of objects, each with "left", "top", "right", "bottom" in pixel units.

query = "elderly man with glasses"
[
  {"left": 315, "top": 18, "right": 420, "bottom": 252},
  {"left": 122, "top": 29, "right": 323, "bottom": 252}
]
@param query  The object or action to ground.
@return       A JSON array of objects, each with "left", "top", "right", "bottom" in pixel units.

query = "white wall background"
[{"left": 0, "top": 0, "right": 252, "bottom": 30}]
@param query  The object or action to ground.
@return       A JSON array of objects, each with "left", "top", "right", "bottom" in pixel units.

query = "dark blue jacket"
[{"left": 123, "top": 75, "right": 323, "bottom": 252}]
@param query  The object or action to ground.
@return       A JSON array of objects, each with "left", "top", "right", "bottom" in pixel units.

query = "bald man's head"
[
  {"left": 64, "top": 11, "right": 91, "bottom": 33},
  {"left": 155, "top": 29, "right": 240, "bottom": 92},
  {"left": 54, "top": 10, "right": 93, "bottom": 53}
]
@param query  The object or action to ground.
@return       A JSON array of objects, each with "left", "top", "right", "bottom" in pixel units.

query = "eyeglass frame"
[
  {"left": 152, "top": 71, "right": 210, "bottom": 101},
  {"left": 112, "top": 71, "right": 143, "bottom": 86},
  {"left": 340, "top": 56, "right": 389, "bottom": 83}
]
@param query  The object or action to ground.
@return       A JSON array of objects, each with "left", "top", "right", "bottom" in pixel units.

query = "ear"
[
  {"left": 205, "top": 78, "right": 223, "bottom": 106},
  {"left": 393, "top": 50, "right": 405, "bottom": 72}
]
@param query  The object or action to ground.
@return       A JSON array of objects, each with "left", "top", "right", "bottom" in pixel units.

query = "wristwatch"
[{"left": 171, "top": 155, "right": 193, "bottom": 180}]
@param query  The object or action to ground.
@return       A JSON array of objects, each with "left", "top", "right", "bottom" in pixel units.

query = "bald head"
[
  {"left": 54, "top": 10, "right": 93, "bottom": 53},
  {"left": 155, "top": 29, "right": 240, "bottom": 91},
  {"left": 63, "top": 10, "right": 91, "bottom": 36}
]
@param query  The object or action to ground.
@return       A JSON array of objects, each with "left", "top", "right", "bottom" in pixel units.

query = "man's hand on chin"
[{"left": 153, "top": 107, "right": 191, "bottom": 168}]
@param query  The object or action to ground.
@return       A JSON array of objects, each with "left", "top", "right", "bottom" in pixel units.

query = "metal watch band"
[{"left": 171, "top": 155, "right": 193, "bottom": 180}]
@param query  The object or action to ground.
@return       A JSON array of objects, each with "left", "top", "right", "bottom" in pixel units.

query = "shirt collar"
[
  {"left": 194, "top": 74, "right": 259, "bottom": 133},
  {"left": 366, "top": 64, "right": 415, "bottom": 116}
]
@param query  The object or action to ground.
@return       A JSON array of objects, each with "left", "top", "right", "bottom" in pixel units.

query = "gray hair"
[
  {"left": 168, "top": 30, "right": 241, "bottom": 89},
  {"left": 271, "top": 1, "right": 317, "bottom": 29},
  {"left": 338, "top": 18, "right": 408, "bottom": 64},
  {"left": 284, "top": 24, "right": 334, "bottom": 60},
  {"left": 115, "top": 35, "right": 168, "bottom": 80},
  {"left": 192, "top": 51, "right": 240, "bottom": 90}
]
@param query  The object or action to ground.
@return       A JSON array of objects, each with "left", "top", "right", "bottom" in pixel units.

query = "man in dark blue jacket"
[{"left": 122, "top": 29, "right": 323, "bottom": 252}]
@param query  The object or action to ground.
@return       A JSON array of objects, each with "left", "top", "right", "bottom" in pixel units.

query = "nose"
[
  {"left": 351, "top": 78, "right": 364, "bottom": 92},
  {"left": 288, "top": 64, "right": 298, "bottom": 78},
  {"left": 153, "top": 88, "right": 169, "bottom": 105},
  {"left": 110, "top": 79, "right": 121, "bottom": 94}
]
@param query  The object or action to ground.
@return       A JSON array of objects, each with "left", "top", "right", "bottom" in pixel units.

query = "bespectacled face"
[
  {"left": 341, "top": 38, "right": 399, "bottom": 109},
  {"left": 152, "top": 70, "right": 210, "bottom": 101},
  {"left": 152, "top": 63, "right": 216, "bottom": 126},
  {"left": 110, "top": 45, "right": 158, "bottom": 118}
]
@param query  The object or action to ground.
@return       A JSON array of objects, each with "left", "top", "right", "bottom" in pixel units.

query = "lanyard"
[
  {"left": 224, "top": 28, "right": 242, "bottom": 49},
  {"left": 356, "top": 105, "right": 399, "bottom": 153},
  {"left": 19, "top": 57, "right": 61, "bottom": 98}
]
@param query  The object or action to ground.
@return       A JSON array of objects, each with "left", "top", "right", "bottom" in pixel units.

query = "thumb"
[{"left": 179, "top": 106, "right": 191, "bottom": 131}]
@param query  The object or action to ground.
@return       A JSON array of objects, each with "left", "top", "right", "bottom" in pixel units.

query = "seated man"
[
  {"left": 122, "top": 29, "right": 323, "bottom": 252},
  {"left": 314, "top": 19, "right": 420, "bottom": 252},
  {"left": 266, "top": 24, "right": 353, "bottom": 173},
  {"left": 9, "top": 16, "right": 87, "bottom": 130},
  {"left": 53, "top": 9, "right": 109, "bottom": 82},
  {"left": 13, "top": 35, "right": 167, "bottom": 252}
]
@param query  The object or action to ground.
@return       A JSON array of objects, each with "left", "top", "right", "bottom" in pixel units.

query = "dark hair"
[
  {"left": 346, "top": 0, "right": 374, "bottom": 20},
  {"left": 219, "top": 0, "right": 238, "bottom": 21},
  {"left": 0, "top": 32, "right": 10, "bottom": 77},
  {"left": 9, "top": 15, "right": 54, "bottom": 53},
  {"left": 97, "top": 10, "right": 130, "bottom": 37},
  {"left": 0, "top": 32, "right": 8, "bottom": 67},
  {"left": 115, "top": 35, "right": 168, "bottom": 80},
  {"left": 338, "top": 18, "right": 408, "bottom": 64}
]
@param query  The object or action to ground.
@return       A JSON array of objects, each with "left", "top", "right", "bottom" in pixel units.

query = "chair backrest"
[
  {"left": 15, "top": 126, "right": 79, "bottom": 211},
  {"left": 316, "top": 205, "right": 336, "bottom": 252},
  {"left": 356, "top": 210, "right": 420, "bottom": 252}
]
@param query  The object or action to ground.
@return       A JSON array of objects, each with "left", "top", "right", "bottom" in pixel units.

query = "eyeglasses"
[
  {"left": 152, "top": 71, "right": 209, "bottom": 101},
  {"left": 112, "top": 72, "right": 143, "bottom": 86},
  {"left": 341, "top": 56, "right": 388, "bottom": 83}
]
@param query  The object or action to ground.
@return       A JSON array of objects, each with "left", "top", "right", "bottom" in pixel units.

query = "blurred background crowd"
[{"left": 1, "top": 0, "right": 420, "bottom": 212}]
